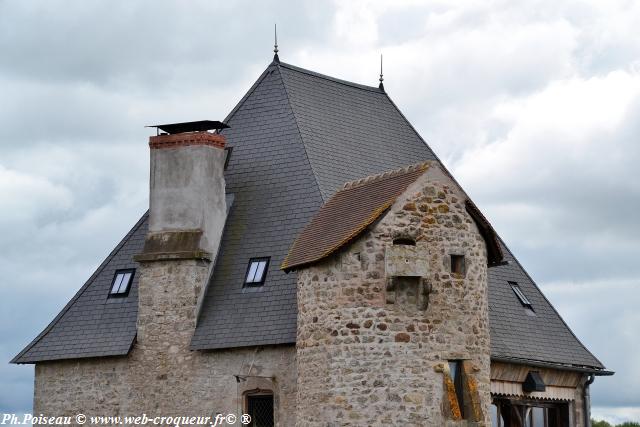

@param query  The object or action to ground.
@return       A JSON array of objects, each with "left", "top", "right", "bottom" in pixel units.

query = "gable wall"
[{"left": 295, "top": 167, "right": 492, "bottom": 426}]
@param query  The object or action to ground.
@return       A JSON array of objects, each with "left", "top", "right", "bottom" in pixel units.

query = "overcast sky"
[{"left": 1, "top": 0, "right": 639, "bottom": 423}]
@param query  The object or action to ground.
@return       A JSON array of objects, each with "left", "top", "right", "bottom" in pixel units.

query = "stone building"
[{"left": 12, "top": 54, "right": 611, "bottom": 427}]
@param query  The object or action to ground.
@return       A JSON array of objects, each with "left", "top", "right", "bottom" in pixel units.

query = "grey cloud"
[
  {"left": 0, "top": 1, "right": 333, "bottom": 88},
  {"left": 543, "top": 279, "right": 640, "bottom": 406}
]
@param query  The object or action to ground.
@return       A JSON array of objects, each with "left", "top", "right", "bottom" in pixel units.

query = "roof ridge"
[
  {"left": 222, "top": 62, "right": 277, "bottom": 125},
  {"left": 277, "top": 65, "right": 326, "bottom": 202},
  {"left": 278, "top": 61, "right": 384, "bottom": 93},
  {"left": 342, "top": 161, "right": 430, "bottom": 191}
]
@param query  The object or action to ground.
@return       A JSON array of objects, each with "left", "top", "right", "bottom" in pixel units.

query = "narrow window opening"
[
  {"left": 451, "top": 254, "right": 465, "bottom": 275},
  {"left": 224, "top": 146, "right": 233, "bottom": 170},
  {"left": 393, "top": 237, "right": 416, "bottom": 246},
  {"left": 109, "top": 269, "right": 135, "bottom": 297},
  {"left": 448, "top": 360, "right": 465, "bottom": 418},
  {"left": 244, "top": 257, "right": 270, "bottom": 286},
  {"left": 509, "top": 281, "right": 534, "bottom": 311}
]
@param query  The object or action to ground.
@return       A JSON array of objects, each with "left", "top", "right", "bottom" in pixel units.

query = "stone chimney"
[
  {"left": 134, "top": 121, "right": 228, "bottom": 361},
  {"left": 140, "top": 129, "right": 227, "bottom": 261}
]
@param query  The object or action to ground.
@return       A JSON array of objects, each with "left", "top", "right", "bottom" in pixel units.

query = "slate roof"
[
  {"left": 11, "top": 214, "right": 146, "bottom": 363},
  {"left": 13, "top": 59, "right": 606, "bottom": 372},
  {"left": 489, "top": 240, "right": 604, "bottom": 369}
]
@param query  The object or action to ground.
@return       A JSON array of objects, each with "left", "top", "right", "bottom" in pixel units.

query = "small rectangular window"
[
  {"left": 451, "top": 254, "right": 465, "bottom": 275},
  {"left": 109, "top": 269, "right": 135, "bottom": 297},
  {"left": 510, "top": 281, "right": 533, "bottom": 309},
  {"left": 245, "top": 257, "right": 270, "bottom": 286}
]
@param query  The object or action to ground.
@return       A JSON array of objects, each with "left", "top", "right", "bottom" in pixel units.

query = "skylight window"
[
  {"left": 510, "top": 281, "right": 532, "bottom": 309},
  {"left": 245, "top": 257, "right": 270, "bottom": 286},
  {"left": 109, "top": 269, "right": 134, "bottom": 297}
]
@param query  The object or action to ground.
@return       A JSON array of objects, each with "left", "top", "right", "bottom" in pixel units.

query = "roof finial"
[
  {"left": 273, "top": 24, "right": 280, "bottom": 63},
  {"left": 378, "top": 54, "right": 384, "bottom": 90}
]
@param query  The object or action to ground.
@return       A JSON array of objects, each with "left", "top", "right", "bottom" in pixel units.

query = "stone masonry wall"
[
  {"left": 33, "top": 258, "right": 297, "bottom": 425},
  {"left": 34, "top": 346, "right": 296, "bottom": 425},
  {"left": 296, "top": 166, "right": 492, "bottom": 426}
]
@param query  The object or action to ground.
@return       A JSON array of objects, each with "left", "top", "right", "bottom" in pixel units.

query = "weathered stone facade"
[
  {"left": 296, "top": 166, "right": 492, "bottom": 426},
  {"left": 34, "top": 345, "right": 296, "bottom": 424},
  {"left": 34, "top": 241, "right": 297, "bottom": 424}
]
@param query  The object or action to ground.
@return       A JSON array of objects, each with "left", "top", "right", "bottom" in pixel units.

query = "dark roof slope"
[
  {"left": 489, "top": 240, "right": 604, "bottom": 369},
  {"left": 12, "top": 214, "right": 146, "bottom": 363},
  {"left": 282, "top": 163, "right": 429, "bottom": 271},
  {"left": 14, "top": 59, "right": 606, "bottom": 372},
  {"left": 190, "top": 64, "right": 325, "bottom": 349},
  {"left": 278, "top": 62, "right": 438, "bottom": 199}
]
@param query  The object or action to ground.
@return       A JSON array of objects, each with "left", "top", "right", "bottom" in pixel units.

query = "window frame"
[
  {"left": 244, "top": 257, "right": 270, "bottom": 287},
  {"left": 509, "top": 281, "right": 534, "bottom": 310},
  {"left": 108, "top": 268, "right": 135, "bottom": 298}
]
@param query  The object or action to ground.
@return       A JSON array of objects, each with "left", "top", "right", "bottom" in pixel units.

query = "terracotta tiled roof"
[{"left": 281, "top": 163, "right": 430, "bottom": 271}]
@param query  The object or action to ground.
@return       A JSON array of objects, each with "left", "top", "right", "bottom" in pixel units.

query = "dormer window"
[
  {"left": 244, "top": 257, "right": 270, "bottom": 286},
  {"left": 109, "top": 269, "right": 134, "bottom": 297},
  {"left": 510, "top": 282, "right": 533, "bottom": 310}
]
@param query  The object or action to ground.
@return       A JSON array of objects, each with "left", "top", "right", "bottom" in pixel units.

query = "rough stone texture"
[
  {"left": 296, "top": 166, "right": 492, "bottom": 426},
  {"left": 31, "top": 254, "right": 299, "bottom": 424},
  {"left": 34, "top": 345, "right": 296, "bottom": 425},
  {"left": 34, "top": 259, "right": 297, "bottom": 425}
]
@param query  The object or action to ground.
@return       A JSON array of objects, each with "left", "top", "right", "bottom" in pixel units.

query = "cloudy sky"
[{"left": 1, "top": 0, "right": 639, "bottom": 423}]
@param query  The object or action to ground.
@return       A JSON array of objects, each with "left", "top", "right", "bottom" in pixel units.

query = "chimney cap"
[{"left": 146, "top": 120, "right": 230, "bottom": 135}]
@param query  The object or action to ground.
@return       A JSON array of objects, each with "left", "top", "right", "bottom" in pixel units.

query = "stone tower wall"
[{"left": 296, "top": 167, "right": 492, "bottom": 426}]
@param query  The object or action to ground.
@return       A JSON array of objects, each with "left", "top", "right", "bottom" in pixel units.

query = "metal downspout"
[{"left": 584, "top": 374, "right": 595, "bottom": 427}]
